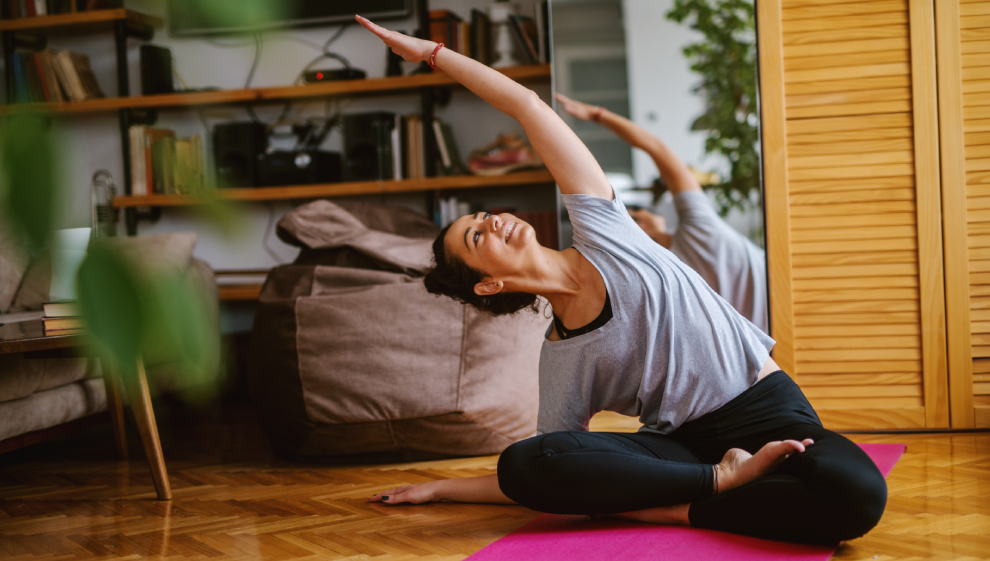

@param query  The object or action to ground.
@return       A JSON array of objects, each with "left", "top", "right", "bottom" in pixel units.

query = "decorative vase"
[{"left": 489, "top": 1, "right": 521, "bottom": 68}]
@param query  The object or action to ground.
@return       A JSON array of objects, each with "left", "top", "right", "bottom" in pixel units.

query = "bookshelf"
[
  {"left": 5, "top": 0, "right": 560, "bottom": 298},
  {"left": 113, "top": 170, "right": 555, "bottom": 208},
  {"left": 0, "top": 64, "right": 551, "bottom": 116},
  {"left": 0, "top": 9, "right": 161, "bottom": 33}
]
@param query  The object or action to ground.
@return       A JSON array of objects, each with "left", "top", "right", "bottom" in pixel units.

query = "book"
[
  {"left": 143, "top": 128, "right": 176, "bottom": 193},
  {"left": 43, "top": 316, "right": 84, "bottom": 331},
  {"left": 30, "top": 52, "right": 51, "bottom": 101},
  {"left": 33, "top": 0, "right": 44, "bottom": 15},
  {"left": 129, "top": 125, "right": 147, "bottom": 195},
  {"left": 53, "top": 50, "right": 86, "bottom": 101},
  {"left": 67, "top": 51, "right": 105, "bottom": 99},
  {"left": 405, "top": 114, "right": 423, "bottom": 180},
  {"left": 429, "top": 9, "right": 461, "bottom": 54},
  {"left": 43, "top": 300, "right": 80, "bottom": 317},
  {"left": 44, "top": 327, "right": 86, "bottom": 336},
  {"left": 458, "top": 21, "right": 470, "bottom": 56},
  {"left": 391, "top": 114, "right": 405, "bottom": 181},
  {"left": 432, "top": 119, "right": 467, "bottom": 176},
  {"left": 508, "top": 15, "right": 540, "bottom": 64},
  {"left": 470, "top": 9, "right": 491, "bottom": 65},
  {"left": 39, "top": 50, "right": 64, "bottom": 102}
]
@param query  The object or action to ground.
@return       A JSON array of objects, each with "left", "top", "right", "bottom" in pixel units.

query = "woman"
[
  {"left": 555, "top": 93, "right": 768, "bottom": 333},
  {"left": 356, "top": 15, "right": 886, "bottom": 545}
]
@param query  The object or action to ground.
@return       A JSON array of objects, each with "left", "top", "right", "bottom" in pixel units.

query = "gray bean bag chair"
[{"left": 248, "top": 200, "right": 549, "bottom": 461}]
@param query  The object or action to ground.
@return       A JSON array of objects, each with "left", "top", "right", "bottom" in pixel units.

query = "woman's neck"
[{"left": 519, "top": 246, "right": 602, "bottom": 320}]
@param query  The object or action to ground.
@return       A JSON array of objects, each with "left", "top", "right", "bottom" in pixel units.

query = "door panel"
[{"left": 759, "top": 0, "right": 950, "bottom": 429}]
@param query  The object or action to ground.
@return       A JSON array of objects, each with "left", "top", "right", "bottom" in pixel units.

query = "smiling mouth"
[{"left": 504, "top": 222, "right": 516, "bottom": 243}]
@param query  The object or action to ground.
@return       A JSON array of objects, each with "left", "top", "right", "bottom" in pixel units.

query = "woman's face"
[{"left": 445, "top": 211, "right": 541, "bottom": 284}]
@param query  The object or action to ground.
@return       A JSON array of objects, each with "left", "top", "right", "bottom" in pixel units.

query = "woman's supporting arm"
[
  {"left": 555, "top": 93, "right": 701, "bottom": 195},
  {"left": 357, "top": 15, "right": 613, "bottom": 200},
  {"left": 370, "top": 474, "right": 514, "bottom": 505}
]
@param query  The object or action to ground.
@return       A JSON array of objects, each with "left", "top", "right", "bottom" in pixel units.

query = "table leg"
[
  {"left": 101, "top": 359, "right": 128, "bottom": 460},
  {"left": 125, "top": 356, "right": 172, "bottom": 500}
]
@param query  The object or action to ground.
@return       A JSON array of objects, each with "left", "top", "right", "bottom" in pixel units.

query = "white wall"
[
  {"left": 13, "top": 0, "right": 551, "bottom": 272},
  {"left": 623, "top": 0, "right": 707, "bottom": 187}
]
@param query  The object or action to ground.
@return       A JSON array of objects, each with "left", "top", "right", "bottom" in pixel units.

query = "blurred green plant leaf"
[
  {"left": 77, "top": 244, "right": 144, "bottom": 374},
  {"left": 78, "top": 242, "right": 219, "bottom": 396},
  {"left": 191, "top": 0, "right": 289, "bottom": 30},
  {"left": 0, "top": 115, "right": 60, "bottom": 250}
]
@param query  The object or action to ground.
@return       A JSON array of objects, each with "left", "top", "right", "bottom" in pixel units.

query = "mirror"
[{"left": 549, "top": 0, "right": 768, "bottom": 331}]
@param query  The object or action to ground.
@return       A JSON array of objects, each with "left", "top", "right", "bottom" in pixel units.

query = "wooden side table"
[{"left": 0, "top": 315, "right": 171, "bottom": 500}]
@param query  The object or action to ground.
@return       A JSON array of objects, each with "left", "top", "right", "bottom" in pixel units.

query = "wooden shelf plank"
[
  {"left": 218, "top": 285, "right": 263, "bottom": 302},
  {"left": 0, "top": 9, "right": 162, "bottom": 32},
  {"left": 0, "top": 64, "right": 551, "bottom": 116},
  {"left": 112, "top": 170, "right": 555, "bottom": 208}
]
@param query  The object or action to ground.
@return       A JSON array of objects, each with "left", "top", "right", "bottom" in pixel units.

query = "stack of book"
[
  {"left": 42, "top": 301, "right": 84, "bottom": 337},
  {"left": 10, "top": 49, "right": 104, "bottom": 103},
  {"left": 379, "top": 114, "right": 466, "bottom": 181},
  {"left": 128, "top": 126, "right": 205, "bottom": 196},
  {"left": 4, "top": 0, "right": 114, "bottom": 17},
  {"left": 430, "top": 3, "right": 550, "bottom": 67}
]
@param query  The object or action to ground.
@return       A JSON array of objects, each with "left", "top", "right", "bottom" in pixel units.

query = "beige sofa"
[{"left": 0, "top": 231, "right": 220, "bottom": 447}]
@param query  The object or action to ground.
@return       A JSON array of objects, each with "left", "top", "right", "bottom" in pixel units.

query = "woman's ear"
[{"left": 474, "top": 278, "right": 503, "bottom": 296}]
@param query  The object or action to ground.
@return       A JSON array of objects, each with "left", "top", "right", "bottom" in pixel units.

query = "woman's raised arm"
[{"left": 356, "top": 15, "right": 613, "bottom": 200}]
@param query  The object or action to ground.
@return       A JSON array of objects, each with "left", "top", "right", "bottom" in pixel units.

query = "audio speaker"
[
  {"left": 213, "top": 122, "right": 267, "bottom": 188},
  {"left": 342, "top": 112, "right": 395, "bottom": 182},
  {"left": 140, "top": 45, "right": 174, "bottom": 95}
]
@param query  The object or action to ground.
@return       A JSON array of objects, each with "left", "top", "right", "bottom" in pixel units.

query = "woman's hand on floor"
[
  {"left": 371, "top": 474, "right": 515, "bottom": 505},
  {"left": 356, "top": 15, "right": 435, "bottom": 64},
  {"left": 371, "top": 482, "right": 441, "bottom": 505}
]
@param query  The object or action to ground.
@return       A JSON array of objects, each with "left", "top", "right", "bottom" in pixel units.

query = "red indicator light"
[{"left": 316, "top": 72, "right": 323, "bottom": 80}]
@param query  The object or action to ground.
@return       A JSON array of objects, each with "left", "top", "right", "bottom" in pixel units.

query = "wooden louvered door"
[
  {"left": 937, "top": 0, "right": 990, "bottom": 428},
  {"left": 758, "top": 0, "right": 951, "bottom": 429}
]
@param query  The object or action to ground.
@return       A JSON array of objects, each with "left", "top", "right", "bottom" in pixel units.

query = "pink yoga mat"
[{"left": 468, "top": 443, "right": 905, "bottom": 561}]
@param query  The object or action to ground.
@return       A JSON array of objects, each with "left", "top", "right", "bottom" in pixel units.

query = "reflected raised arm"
[
  {"left": 357, "top": 15, "right": 613, "bottom": 200},
  {"left": 556, "top": 93, "right": 700, "bottom": 196}
]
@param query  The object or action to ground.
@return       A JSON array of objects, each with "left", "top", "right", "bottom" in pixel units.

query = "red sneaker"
[{"left": 467, "top": 133, "right": 544, "bottom": 176}]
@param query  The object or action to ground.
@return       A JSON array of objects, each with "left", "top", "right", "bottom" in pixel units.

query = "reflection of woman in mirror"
[
  {"left": 357, "top": 15, "right": 886, "bottom": 545},
  {"left": 555, "top": 93, "right": 767, "bottom": 334}
]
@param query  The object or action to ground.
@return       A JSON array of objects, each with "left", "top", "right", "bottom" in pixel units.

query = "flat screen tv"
[{"left": 167, "top": 0, "right": 413, "bottom": 36}]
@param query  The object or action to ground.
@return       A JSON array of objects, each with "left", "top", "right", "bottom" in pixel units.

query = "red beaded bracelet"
[{"left": 429, "top": 43, "right": 444, "bottom": 70}]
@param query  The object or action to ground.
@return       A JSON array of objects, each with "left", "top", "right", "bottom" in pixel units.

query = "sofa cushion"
[
  {"left": 0, "top": 378, "right": 106, "bottom": 442},
  {"left": 0, "top": 353, "right": 92, "bottom": 403},
  {"left": 0, "top": 238, "right": 31, "bottom": 313}
]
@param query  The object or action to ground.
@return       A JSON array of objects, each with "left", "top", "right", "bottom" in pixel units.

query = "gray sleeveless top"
[{"left": 538, "top": 190, "right": 774, "bottom": 435}]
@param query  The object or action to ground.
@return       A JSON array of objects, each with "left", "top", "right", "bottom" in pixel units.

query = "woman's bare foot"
[
  {"left": 715, "top": 438, "right": 814, "bottom": 494},
  {"left": 607, "top": 503, "right": 691, "bottom": 525}
]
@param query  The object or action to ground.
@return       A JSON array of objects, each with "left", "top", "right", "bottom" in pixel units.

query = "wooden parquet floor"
[{"left": 0, "top": 406, "right": 988, "bottom": 560}]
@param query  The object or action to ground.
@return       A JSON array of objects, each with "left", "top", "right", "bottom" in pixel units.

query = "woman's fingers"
[
  {"left": 370, "top": 483, "right": 435, "bottom": 505},
  {"left": 355, "top": 15, "right": 387, "bottom": 39}
]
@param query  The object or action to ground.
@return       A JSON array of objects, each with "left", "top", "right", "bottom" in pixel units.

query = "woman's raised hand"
[
  {"left": 555, "top": 93, "right": 601, "bottom": 121},
  {"left": 356, "top": 15, "right": 436, "bottom": 64},
  {"left": 370, "top": 481, "right": 441, "bottom": 505}
]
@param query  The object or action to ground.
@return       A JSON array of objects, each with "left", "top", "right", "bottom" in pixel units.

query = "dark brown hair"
[{"left": 423, "top": 225, "right": 539, "bottom": 316}]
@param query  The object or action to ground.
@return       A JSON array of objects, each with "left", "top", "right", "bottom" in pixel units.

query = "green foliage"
[
  {"left": 78, "top": 243, "right": 219, "bottom": 392},
  {"left": 0, "top": 113, "right": 221, "bottom": 398},
  {"left": 667, "top": 0, "right": 760, "bottom": 216},
  {"left": 0, "top": 115, "right": 60, "bottom": 250}
]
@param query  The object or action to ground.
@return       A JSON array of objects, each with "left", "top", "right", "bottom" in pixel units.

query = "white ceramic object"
[
  {"left": 489, "top": 2, "right": 522, "bottom": 68},
  {"left": 49, "top": 227, "right": 91, "bottom": 302}
]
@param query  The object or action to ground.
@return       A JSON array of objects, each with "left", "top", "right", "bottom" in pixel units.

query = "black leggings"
[{"left": 497, "top": 371, "right": 888, "bottom": 544}]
